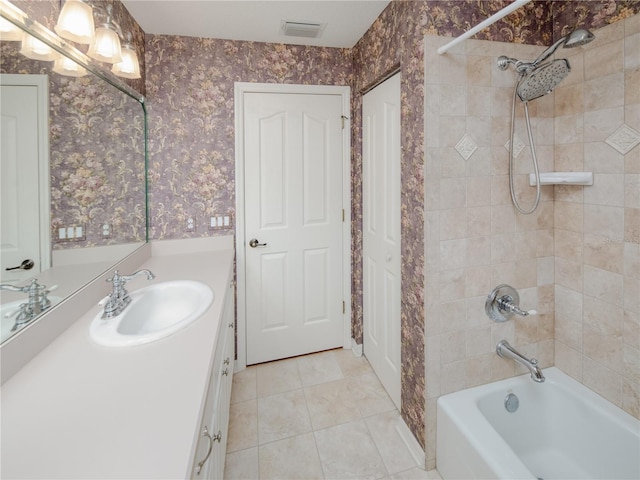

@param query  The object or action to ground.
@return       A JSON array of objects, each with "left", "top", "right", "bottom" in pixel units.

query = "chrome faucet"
[
  {"left": 102, "top": 269, "right": 155, "bottom": 319},
  {"left": 496, "top": 340, "right": 545, "bottom": 383},
  {"left": 0, "top": 279, "right": 57, "bottom": 330}
]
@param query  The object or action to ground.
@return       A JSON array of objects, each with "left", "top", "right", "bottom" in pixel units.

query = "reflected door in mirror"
[{"left": 0, "top": 74, "right": 49, "bottom": 283}]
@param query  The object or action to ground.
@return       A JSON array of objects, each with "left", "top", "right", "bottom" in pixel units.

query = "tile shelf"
[{"left": 529, "top": 172, "right": 593, "bottom": 186}]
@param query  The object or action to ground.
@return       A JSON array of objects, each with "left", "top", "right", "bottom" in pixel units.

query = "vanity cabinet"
[{"left": 191, "top": 280, "right": 235, "bottom": 479}]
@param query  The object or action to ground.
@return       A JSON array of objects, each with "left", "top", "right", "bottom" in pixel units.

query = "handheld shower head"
[
  {"left": 516, "top": 58, "right": 571, "bottom": 101},
  {"left": 532, "top": 28, "right": 595, "bottom": 66}
]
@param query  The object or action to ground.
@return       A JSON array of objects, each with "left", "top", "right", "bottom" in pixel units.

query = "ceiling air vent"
[{"left": 281, "top": 21, "right": 326, "bottom": 39}]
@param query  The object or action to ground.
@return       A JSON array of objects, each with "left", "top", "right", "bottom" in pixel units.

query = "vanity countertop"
[{"left": 0, "top": 242, "right": 234, "bottom": 479}]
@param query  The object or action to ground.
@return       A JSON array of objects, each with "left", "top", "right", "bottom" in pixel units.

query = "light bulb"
[
  {"left": 0, "top": 17, "right": 23, "bottom": 41},
  {"left": 87, "top": 25, "right": 122, "bottom": 64},
  {"left": 20, "top": 34, "right": 60, "bottom": 61},
  {"left": 111, "top": 44, "right": 140, "bottom": 79},
  {"left": 53, "top": 56, "right": 87, "bottom": 77},
  {"left": 55, "top": 0, "right": 95, "bottom": 44}
]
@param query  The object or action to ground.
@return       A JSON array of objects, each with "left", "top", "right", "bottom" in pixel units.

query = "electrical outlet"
[
  {"left": 186, "top": 217, "right": 195, "bottom": 232},
  {"left": 101, "top": 224, "right": 112, "bottom": 238},
  {"left": 56, "top": 224, "right": 86, "bottom": 242}
]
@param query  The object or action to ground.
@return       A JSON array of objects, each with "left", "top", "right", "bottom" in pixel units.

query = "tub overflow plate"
[{"left": 504, "top": 392, "right": 519, "bottom": 413}]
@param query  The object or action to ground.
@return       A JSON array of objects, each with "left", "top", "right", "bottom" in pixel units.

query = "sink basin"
[
  {"left": 90, "top": 281, "right": 214, "bottom": 347},
  {"left": 1, "top": 296, "right": 62, "bottom": 343}
]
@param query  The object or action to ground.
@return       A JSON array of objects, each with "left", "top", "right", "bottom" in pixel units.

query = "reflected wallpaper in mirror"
[{"left": 1, "top": 41, "right": 146, "bottom": 249}]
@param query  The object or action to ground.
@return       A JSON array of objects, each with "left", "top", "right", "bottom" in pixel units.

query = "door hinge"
[
  {"left": 341, "top": 115, "right": 349, "bottom": 130},
  {"left": 342, "top": 301, "right": 345, "bottom": 314},
  {"left": 342, "top": 209, "right": 345, "bottom": 222}
]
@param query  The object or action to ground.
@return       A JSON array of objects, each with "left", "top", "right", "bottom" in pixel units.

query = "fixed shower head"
[
  {"left": 532, "top": 28, "right": 595, "bottom": 66},
  {"left": 516, "top": 58, "right": 570, "bottom": 102}
]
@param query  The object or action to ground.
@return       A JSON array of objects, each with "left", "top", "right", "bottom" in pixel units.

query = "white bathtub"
[{"left": 437, "top": 367, "right": 640, "bottom": 480}]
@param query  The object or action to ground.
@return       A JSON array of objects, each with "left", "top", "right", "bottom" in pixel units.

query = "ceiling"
[{"left": 121, "top": 0, "right": 391, "bottom": 48}]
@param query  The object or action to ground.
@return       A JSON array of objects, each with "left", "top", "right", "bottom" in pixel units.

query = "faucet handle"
[{"left": 486, "top": 284, "right": 533, "bottom": 322}]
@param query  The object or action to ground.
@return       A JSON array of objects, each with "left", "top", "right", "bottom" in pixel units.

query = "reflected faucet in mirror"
[{"left": 0, "top": 279, "right": 58, "bottom": 330}]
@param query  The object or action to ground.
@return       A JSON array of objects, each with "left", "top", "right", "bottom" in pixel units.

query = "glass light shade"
[
  {"left": 0, "top": 17, "right": 23, "bottom": 41},
  {"left": 53, "top": 56, "right": 87, "bottom": 77},
  {"left": 55, "top": 0, "right": 95, "bottom": 45},
  {"left": 111, "top": 44, "right": 141, "bottom": 79},
  {"left": 87, "top": 25, "right": 122, "bottom": 63},
  {"left": 20, "top": 34, "right": 60, "bottom": 61}
]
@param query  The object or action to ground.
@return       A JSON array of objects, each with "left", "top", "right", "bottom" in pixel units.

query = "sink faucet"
[
  {"left": 0, "top": 279, "right": 57, "bottom": 330},
  {"left": 496, "top": 340, "right": 545, "bottom": 383},
  {"left": 102, "top": 269, "right": 155, "bottom": 319}
]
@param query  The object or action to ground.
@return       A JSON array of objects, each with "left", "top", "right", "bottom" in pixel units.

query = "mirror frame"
[{"left": 0, "top": 0, "right": 148, "bottom": 342}]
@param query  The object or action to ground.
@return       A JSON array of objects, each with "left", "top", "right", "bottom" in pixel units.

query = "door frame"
[
  {"left": 0, "top": 74, "right": 51, "bottom": 275},
  {"left": 234, "top": 82, "right": 352, "bottom": 371}
]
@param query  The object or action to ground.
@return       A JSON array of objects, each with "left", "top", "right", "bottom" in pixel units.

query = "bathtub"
[{"left": 437, "top": 367, "right": 639, "bottom": 480}]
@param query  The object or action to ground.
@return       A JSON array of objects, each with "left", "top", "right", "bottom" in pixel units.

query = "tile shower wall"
[
  {"left": 423, "top": 37, "right": 556, "bottom": 468},
  {"left": 552, "top": 14, "right": 640, "bottom": 419}
]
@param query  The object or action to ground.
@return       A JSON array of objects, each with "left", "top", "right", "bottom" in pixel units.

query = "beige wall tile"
[
  {"left": 624, "top": 32, "right": 640, "bottom": 70},
  {"left": 584, "top": 73, "right": 625, "bottom": 112},
  {"left": 584, "top": 39, "right": 624, "bottom": 80},
  {"left": 622, "top": 377, "right": 640, "bottom": 418},
  {"left": 555, "top": 342, "right": 583, "bottom": 381},
  {"left": 583, "top": 356, "right": 623, "bottom": 407},
  {"left": 584, "top": 204, "right": 624, "bottom": 240},
  {"left": 625, "top": 207, "right": 640, "bottom": 244},
  {"left": 624, "top": 69, "right": 640, "bottom": 104},
  {"left": 584, "top": 141, "right": 624, "bottom": 173},
  {"left": 583, "top": 106, "right": 624, "bottom": 142},
  {"left": 555, "top": 83, "right": 584, "bottom": 116},
  {"left": 584, "top": 233, "right": 624, "bottom": 273},
  {"left": 584, "top": 265, "right": 624, "bottom": 307}
]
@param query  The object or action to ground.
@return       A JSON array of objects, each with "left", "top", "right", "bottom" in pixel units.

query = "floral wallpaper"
[
  {"left": 144, "top": 37, "right": 352, "bottom": 238},
  {"left": 1, "top": 0, "right": 147, "bottom": 248}
]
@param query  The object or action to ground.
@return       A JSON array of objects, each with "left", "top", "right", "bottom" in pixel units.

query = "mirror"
[{"left": 0, "top": 1, "right": 147, "bottom": 343}]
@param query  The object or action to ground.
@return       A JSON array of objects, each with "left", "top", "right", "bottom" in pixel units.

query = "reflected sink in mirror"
[
  {"left": 90, "top": 281, "right": 214, "bottom": 347},
  {"left": 1, "top": 296, "right": 62, "bottom": 343}
]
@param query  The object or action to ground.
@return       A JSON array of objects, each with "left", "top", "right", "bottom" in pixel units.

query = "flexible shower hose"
[{"left": 508, "top": 77, "right": 541, "bottom": 215}]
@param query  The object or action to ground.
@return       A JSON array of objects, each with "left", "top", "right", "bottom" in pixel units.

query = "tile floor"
[{"left": 224, "top": 348, "right": 442, "bottom": 480}]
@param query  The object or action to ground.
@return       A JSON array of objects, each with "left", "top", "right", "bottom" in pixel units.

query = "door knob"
[
  {"left": 249, "top": 238, "right": 267, "bottom": 248},
  {"left": 5, "top": 259, "right": 34, "bottom": 271}
]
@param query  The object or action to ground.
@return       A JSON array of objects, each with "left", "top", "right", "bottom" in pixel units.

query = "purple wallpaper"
[{"left": 144, "top": 37, "right": 353, "bottom": 238}]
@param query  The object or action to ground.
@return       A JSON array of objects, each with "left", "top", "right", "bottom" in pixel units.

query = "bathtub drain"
[{"left": 504, "top": 392, "right": 519, "bottom": 412}]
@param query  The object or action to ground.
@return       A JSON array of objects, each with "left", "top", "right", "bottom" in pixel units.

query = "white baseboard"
[
  {"left": 396, "top": 416, "right": 426, "bottom": 469},
  {"left": 351, "top": 339, "right": 363, "bottom": 357}
]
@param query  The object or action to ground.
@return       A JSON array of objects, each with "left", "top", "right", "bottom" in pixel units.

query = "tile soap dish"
[{"left": 529, "top": 172, "right": 593, "bottom": 186}]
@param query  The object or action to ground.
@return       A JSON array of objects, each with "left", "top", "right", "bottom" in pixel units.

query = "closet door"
[{"left": 363, "top": 73, "right": 401, "bottom": 409}]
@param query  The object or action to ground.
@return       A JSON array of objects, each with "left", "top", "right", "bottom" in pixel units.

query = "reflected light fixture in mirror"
[
  {"left": 112, "top": 35, "right": 140, "bottom": 79},
  {"left": 53, "top": 56, "right": 87, "bottom": 77},
  {"left": 54, "top": 0, "right": 94, "bottom": 44},
  {"left": 55, "top": 0, "right": 138, "bottom": 73},
  {"left": 0, "top": 15, "right": 22, "bottom": 40},
  {"left": 20, "top": 34, "right": 60, "bottom": 61},
  {"left": 88, "top": 21, "right": 122, "bottom": 63}
]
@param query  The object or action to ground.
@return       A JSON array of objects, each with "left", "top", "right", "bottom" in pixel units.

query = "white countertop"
[{"left": 0, "top": 243, "right": 234, "bottom": 479}]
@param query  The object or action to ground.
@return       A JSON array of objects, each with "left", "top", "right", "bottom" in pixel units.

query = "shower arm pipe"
[{"left": 437, "top": 0, "right": 531, "bottom": 55}]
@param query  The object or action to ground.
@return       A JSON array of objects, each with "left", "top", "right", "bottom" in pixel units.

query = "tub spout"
[{"left": 496, "top": 340, "right": 545, "bottom": 383}]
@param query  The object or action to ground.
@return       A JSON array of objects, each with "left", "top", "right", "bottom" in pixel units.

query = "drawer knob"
[
  {"left": 222, "top": 368, "right": 229, "bottom": 376},
  {"left": 224, "top": 357, "right": 230, "bottom": 365}
]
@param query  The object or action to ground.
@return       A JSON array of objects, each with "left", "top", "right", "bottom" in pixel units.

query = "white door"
[
  {"left": 243, "top": 91, "right": 344, "bottom": 365},
  {"left": 0, "top": 75, "right": 48, "bottom": 283},
  {"left": 363, "top": 73, "right": 401, "bottom": 409}
]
